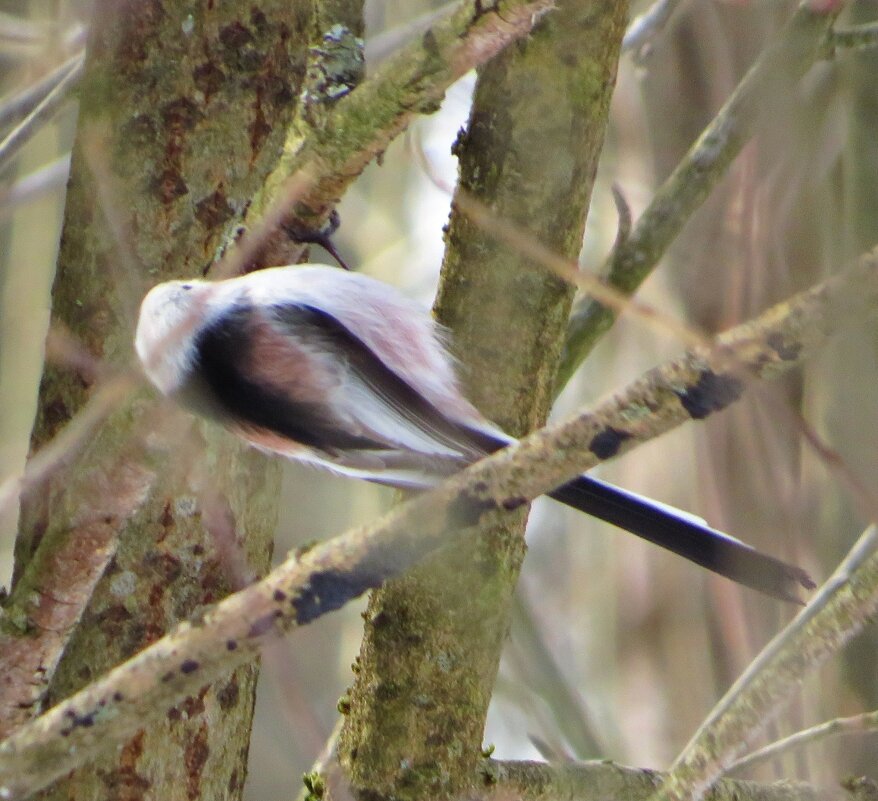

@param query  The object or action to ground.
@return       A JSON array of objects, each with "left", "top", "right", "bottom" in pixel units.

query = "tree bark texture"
[
  {"left": 4, "top": 1, "right": 361, "bottom": 798},
  {"left": 337, "top": 3, "right": 629, "bottom": 800}
]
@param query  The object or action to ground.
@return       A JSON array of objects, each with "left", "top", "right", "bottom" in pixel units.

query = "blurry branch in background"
[
  {"left": 659, "top": 526, "right": 878, "bottom": 801},
  {"left": 364, "top": 1, "right": 456, "bottom": 66},
  {"left": 481, "top": 759, "right": 837, "bottom": 801},
  {"left": 0, "top": 153, "right": 70, "bottom": 219},
  {"left": 0, "top": 370, "right": 140, "bottom": 522},
  {"left": 0, "top": 11, "right": 55, "bottom": 62},
  {"left": 448, "top": 185, "right": 700, "bottom": 347},
  {"left": 1, "top": 252, "right": 875, "bottom": 798},
  {"left": 621, "top": 0, "right": 687, "bottom": 60},
  {"left": 508, "top": 593, "right": 607, "bottom": 758},
  {"left": 0, "top": 11, "right": 48, "bottom": 44},
  {"left": 79, "top": 124, "right": 148, "bottom": 321},
  {"left": 0, "top": 13, "right": 85, "bottom": 54},
  {"left": 622, "top": 0, "right": 878, "bottom": 64},
  {"left": 826, "top": 21, "right": 878, "bottom": 55},
  {"left": 0, "top": 51, "right": 83, "bottom": 133},
  {"left": 0, "top": 51, "right": 84, "bottom": 174},
  {"left": 729, "top": 710, "right": 878, "bottom": 775},
  {"left": 558, "top": 0, "right": 843, "bottom": 387}
]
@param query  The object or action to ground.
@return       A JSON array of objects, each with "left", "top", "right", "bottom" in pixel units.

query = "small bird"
[{"left": 134, "top": 264, "right": 814, "bottom": 602}]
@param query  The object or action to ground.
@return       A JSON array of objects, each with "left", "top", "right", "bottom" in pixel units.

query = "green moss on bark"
[
  {"left": 6, "top": 2, "right": 359, "bottom": 799},
  {"left": 337, "top": 4, "right": 629, "bottom": 801}
]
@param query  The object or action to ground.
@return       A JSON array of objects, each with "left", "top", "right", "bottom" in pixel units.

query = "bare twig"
[
  {"left": 729, "top": 710, "right": 878, "bottom": 774},
  {"left": 364, "top": 2, "right": 456, "bottom": 66},
  {"left": 0, "top": 371, "right": 141, "bottom": 520},
  {"left": 658, "top": 526, "right": 878, "bottom": 801},
  {"left": 509, "top": 593, "right": 607, "bottom": 758},
  {"left": 80, "top": 124, "right": 148, "bottom": 324},
  {"left": 0, "top": 256, "right": 873, "bottom": 799}
]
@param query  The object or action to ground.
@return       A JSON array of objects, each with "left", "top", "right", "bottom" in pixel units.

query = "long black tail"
[
  {"left": 548, "top": 475, "right": 815, "bottom": 602},
  {"left": 455, "top": 425, "right": 814, "bottom": 602}
]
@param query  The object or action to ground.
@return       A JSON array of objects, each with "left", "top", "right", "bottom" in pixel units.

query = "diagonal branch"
[
  {"left": 221, "top": 0, "right": 556, "bottom": 274},
  {"left": 481, "top": 758, "right": 840, "bottom": 801},
  {"left": 621, "top": 0, "right": 687, "bottom": 59},
  {"left": 0, "top": 250, "right": 874, "bottom": 800},
  {"left": 728, "top": 710, "right": 878, "bottom": 774},
  {"left": 557, "top": 0, "right": 844, "bottom": 388},
  {"left": 656, "top": 524, "right": 878, "bottom": 801}
]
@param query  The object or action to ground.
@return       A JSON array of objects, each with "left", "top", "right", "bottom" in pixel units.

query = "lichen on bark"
[
  {"left": 6, "top": 1, "right": 347, "bottom": 799},
  {"left": 336, "top": 3, "right": 629, "bottom": 800}
]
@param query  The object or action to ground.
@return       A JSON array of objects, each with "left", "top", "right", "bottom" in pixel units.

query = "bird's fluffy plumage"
[{"left": 135, "top": 264, "right": 814, "bottom": 601}]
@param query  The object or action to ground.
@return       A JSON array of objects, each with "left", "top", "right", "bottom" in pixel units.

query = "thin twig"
[
  {"left": 0, "top": 51, "right": 84, "bottom": 175},
  {"left": 0, "top": 256, "right": 873, "bottom": 799},
  {"left": 0, "top": 371, "right": 141, "bottom": 519},
  {"left": 364, "top": 1, "right": 457, "bottom": 66},
  {"left": 509, "top": 592, "right": 607, "bottom": 758},
  {"left": 80, "top": 123, "right": 148, "bottom": 325},
  {"left": 729, "top": 710, "right": 878, "bottom": 774},
  {"left": 44, "top": 322, "right": 105, "bottom": 384},
  {"left": 659, "top": 526, "right": 878, "bottom": 801}
]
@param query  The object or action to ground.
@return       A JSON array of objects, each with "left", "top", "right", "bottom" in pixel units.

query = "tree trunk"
[
  {"left": 7, "top": 2, "right": 360, "bottom": 798},
  {"left": 336, "top": 3, "right": 629, "bottom": 800}
]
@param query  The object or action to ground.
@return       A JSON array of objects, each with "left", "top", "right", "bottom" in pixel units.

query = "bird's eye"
[{"left": 180, "top": 283, "right": 193, "bottom": 291}]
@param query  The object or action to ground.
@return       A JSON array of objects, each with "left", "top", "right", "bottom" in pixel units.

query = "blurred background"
[{"left": 1, "top": 0, "right": 876, "bottom": 797}]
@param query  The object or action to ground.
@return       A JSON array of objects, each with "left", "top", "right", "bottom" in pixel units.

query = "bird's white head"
[{"left": 134, "top": 278, "right": 213, "bottom": 396}]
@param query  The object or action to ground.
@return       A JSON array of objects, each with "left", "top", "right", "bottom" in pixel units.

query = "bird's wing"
[
  {"left": 187, "top": 299, "right": 498, "bottom": 483},
  {"left": 265, "top": 302, "right": 498, "bottom": 464},
  {"left": 187, "top": 301, "right": 388, "bottom": 455}
]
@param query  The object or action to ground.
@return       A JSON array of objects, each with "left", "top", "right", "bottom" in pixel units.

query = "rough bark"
[
  {"left": 3, "top": 1, "right": 337, "bottom": 798},
  {"left": 336, "top": 3, "right": 629, "bottom": 800}
]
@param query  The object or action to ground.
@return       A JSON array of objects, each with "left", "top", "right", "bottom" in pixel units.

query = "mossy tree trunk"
[
  {"left": 336, "top": 3, "right": 629, "bottom": 800},
  {"left": 5, "top": 2, "right": 361, "bottom": 799}
]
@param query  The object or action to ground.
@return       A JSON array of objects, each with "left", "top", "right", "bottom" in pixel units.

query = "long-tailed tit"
[{"left": 135, "top": 265, "right": 814, "bottom": 601}]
